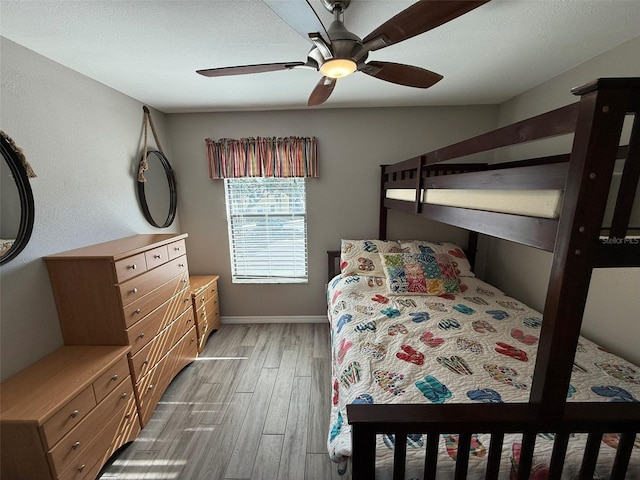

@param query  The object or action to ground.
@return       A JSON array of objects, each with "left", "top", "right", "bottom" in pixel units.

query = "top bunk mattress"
[{"left": 386, "top": 188, "right": 563, "bottom": 219}]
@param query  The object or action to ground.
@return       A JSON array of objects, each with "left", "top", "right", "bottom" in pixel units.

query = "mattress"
[
  {"left": 385, "top": 188, "right": 563, "bottom": 219},
  {"left": 327, "top": 274, "right": 640, "bottom": 479}
]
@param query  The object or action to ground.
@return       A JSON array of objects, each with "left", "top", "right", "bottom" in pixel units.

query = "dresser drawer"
[
  {"left": 193, "top": 279, "right": 218, "bottom": 307},
  {"left": 122, "top": 273, "right": 190, "bottom": 327},
  {"left": 129, "top": 308, "right": 194, "bottom": 383},
  {"left": 56, "top": 406, "right": 127, "bottom": 480},
  {"left": 114, "top": 253, "right": 147, "bottom": 283},
  {"left": 118, "top": 255, "right": 189, "bottom": 307},
  {"left": 92, "top": 356, "right": 130, "bottom": 403},
  {"left": 41, "top": 387, "right": 96, "bottom": 450},
  {"left": 108, "top": 403, "right": 140, "bottom": 458},
  {"left": 194, "top": 302, "right": 208, "bottom": 328},
  {"left": 48, "top": 378, "right": 134, "bottom": 476},
  {"left": 136, "top": 327, "right": 198, "bottom": 427},
  {"left": 144, "top": 245, "right": 169, "bottom": 270},
  {"left": 135, "top": 357, "right": 165, "bottom": 427},
  {"left": 58, "top": 455, "right": 103, "bottom": 480},
  {"left": 126, "top": 288, "right": 193, "bottom": 355},
  {"left": 167, "top": 238, "right": 187, "bottom": 260},
  {"left": 196, "top": 319, "right": 209, "bottom": 351}
]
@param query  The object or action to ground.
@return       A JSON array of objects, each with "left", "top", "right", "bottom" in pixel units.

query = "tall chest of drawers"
[
  {"left": 44, "top": 233, "right": 198, "bottom": 427},
  {"left": 0, "top": 346, "right": 139, "bottom": 480},
  {"left": 189, "top": 275, "right": 221, "bottom": 352}
]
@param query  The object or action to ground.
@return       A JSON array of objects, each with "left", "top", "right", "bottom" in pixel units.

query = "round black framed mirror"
[
  {"left": 137, "top": 150, "right": 177, "bottom": 228},
  {"left": 1, "top": 133, "right": 35, "bottom": 265}
]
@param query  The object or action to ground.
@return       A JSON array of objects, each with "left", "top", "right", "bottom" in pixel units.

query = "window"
[{"left": 224, "top": 177, "right": 308, "bottom": 283}]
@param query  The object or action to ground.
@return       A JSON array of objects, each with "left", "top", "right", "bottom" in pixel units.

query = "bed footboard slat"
[
  {"left": 579, "top": 432, "right": 603, "bottom": 479},
  {"left": 423, "top": 433, "right": 439, "bottom": 480},
  {"left": 516, "top": 432, "right": 536, "bottom": 480},
  {"left": 393, "top": 433, "right": 407, "bottom": 480},
  {"left": 610, "top": 432, "right": 637, "bottom": 480},
  {"left": 548, "top": 431, "right": 570, "bottom": 480},
  {"left": 485, "top": 432, "right": 503, "bottom": 480},
  {"left": 454, "top": 432, "right": 471, "bottom": 480}
]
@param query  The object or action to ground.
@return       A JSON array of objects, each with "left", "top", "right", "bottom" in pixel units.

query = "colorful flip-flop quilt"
[{"left": 327, "top": 274, "right": 640, "bottom": 479}]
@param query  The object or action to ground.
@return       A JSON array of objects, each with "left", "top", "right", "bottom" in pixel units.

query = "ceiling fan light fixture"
[{"left": 320, "top": 58, "right": 357, "bottom": 78}]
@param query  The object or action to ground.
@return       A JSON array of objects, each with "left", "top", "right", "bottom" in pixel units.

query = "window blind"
[{"left": 224, "top": 177, "right": 308, "bottom": 283}]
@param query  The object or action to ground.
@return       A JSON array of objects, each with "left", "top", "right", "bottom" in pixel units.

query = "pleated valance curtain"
[{"left": 206, "top": 136, "right": 318, "bottom": 178}]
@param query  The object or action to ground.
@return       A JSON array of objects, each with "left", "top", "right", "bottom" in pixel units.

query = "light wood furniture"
[
  {"left": 189, "top": 275, "right": 221, "bottom": 352},
  {"left": 0, "top": 346, "right": 139, "bottom": 480},
  {"left": 44, "top": 233, "right": 198, "bottom": 427}
]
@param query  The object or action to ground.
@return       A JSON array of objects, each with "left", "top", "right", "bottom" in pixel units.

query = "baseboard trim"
[{"left": 221, "top": 315, "right": 326, "bottom": 324}]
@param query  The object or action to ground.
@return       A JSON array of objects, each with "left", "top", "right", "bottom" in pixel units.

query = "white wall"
[
  {"left": 168, "top": 105, "right": 497, "bottom": 318},
  {"left": 484, "top": 37, "right": 640, "bottom": 365},
  {"left": 0, "top": 38, "right": 179, "bottom": 380}
]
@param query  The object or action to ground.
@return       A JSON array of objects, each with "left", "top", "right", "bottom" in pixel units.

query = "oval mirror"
[
  {"left": 137, "top": 150, "right": 177, "bottom": 228},
  {"left": 1, "top": 134, "right": 35, "bottom": 265}
]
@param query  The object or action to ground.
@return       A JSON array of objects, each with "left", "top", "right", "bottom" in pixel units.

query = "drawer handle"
[
  {"left": 201, "top": 296, "right": 205, "bottom": 303},
  {"left": 182, "top": 279, "right": 188, "bottom": 284},
  {"left": 148, "top": 384, "right": 154, "bottom": 390},
  {"left": 188, "top": 317, "right": 193, "bottom": 323},
  {"left": 72, "top": 441, "right": 81, "bottom": 450},
  {"left": 111, "top": 374, "right": 118, "bottom": 382},
  {"left": 138, "top": 332, "right": 145, "bottom": 339},
  {"left": 175, "top": 246, "right": 181, "bottom": 251},
  {"left": 131, "top": 287, "right": 138, "bottom": 294},
  {"left": 143, "top": 359, "right": 149, "bottom": 365},
  {"left": 78, "top": 464, "right": 86, "bottom": 473},
  {"left": 121, "top": 392, "right": 128, "bottom": 399},
  {"left": 125, "top": 413, "right": 132, "bottom": 419},
  {"left": 154, "top": 254, "right": 162, "bottom": 259},
  {"left": 178, "top": 263, "right": 185, "bottom": 268},
  {"left": 70, "top": 410, "right": 79, "bottom": 418},
  {"left": 134, "top": 309, "right": 141, "bottom": 314},
  {"left": 129, "top": 264, "right": 137, "bottom": 270}
]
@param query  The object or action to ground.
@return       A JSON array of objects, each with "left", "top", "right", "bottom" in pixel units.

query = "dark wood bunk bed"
[{"left": 328, "top": 77, "right": 640, "bottom": 480}]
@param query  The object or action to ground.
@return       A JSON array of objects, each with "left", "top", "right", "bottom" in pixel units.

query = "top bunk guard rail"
[
  {"left": 380, "top": 78, "right": 640, "bottom": 259},
  {"left": 350, "top": 78, "right": 640, "bottom": 480}
]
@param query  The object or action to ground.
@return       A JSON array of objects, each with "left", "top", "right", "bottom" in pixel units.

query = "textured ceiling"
[{"left": 1, "top": 0, "right": 639, "bottom": 113}]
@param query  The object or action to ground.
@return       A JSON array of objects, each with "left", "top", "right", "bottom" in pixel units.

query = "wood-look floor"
[{"left": 99, "top": 323, "right": 349, "bottom": 480}]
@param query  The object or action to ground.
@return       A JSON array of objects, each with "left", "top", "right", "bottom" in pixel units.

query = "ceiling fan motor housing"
[{"left": 321, "top": 0, "right": 351, "bottom": 14}]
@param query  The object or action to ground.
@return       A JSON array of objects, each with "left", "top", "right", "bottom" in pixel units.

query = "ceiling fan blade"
[
  {"left": 308, "top": 76, "right": 336, "bottom": 106},
  {"left": 263, "top": 0, "right": 330, "bottom": 45},
  {"left": 196, "top": 62, "right": 305, "bottom": 77},
  {"left": 359, "top": 61, "right": 443, "bottom": 88},
  {"left": 362, "top": 0, "right": 489, "bottom": 51}
]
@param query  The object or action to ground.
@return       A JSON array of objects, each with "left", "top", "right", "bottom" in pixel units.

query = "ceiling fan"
[{"left": 196, "top": 0, "right": 489, "bottom": 106}]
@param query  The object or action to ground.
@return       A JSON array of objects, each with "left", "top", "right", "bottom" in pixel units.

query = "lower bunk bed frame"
[{"left": 335, "top": 78, "right": 640, "bottom": 480}]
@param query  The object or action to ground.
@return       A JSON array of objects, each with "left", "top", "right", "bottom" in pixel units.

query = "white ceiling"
[{"left": 1, "top": 0, "right": 639, "bottom": 113}]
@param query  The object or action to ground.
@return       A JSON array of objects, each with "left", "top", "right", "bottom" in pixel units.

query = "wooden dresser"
[
  {"left": 189, "top": 275, "right": 221, "bottom": 352},
  {"left": 44, "top": 233, "right": 198, "bottom": 427},
  {"left": 0, "top": 346, "right": 139, "bottom": 480}
]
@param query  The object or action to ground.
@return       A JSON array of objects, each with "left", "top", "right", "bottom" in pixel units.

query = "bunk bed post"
[
  {"left": 530, "top": 79, "right": 635, "bottom": 415},
  {"left": 414, "top": 156, "right": 425, "bottom": 214},
  {"left": 379, "top": 164, "right": 389, "bottom": 240},
  {"left": 466, "top": 231, "right": 479, "bottom": 271}
]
